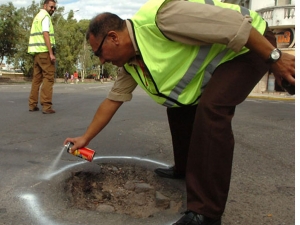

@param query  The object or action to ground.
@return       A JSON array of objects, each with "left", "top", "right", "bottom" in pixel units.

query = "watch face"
[{"left": 271, "top": 50, "right": 281, "bottom": 60}]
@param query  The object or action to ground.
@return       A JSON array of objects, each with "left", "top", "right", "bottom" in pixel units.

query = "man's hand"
[
  {"left": 63, "top": 99, "right": 123, "bottom": 153},
  {"left": 50, "top": 53, "right": 56, "bottom": 63},
  {"left": 271, "top": 52, "right": 295, "bottom": 86},
  {"left": 64, "top": 136, "right": 89, "bottom": 153}
]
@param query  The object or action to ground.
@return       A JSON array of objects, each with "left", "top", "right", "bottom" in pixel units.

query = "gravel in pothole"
[{"left": 64, "top": 163, "right": 184, "bottom": 218}]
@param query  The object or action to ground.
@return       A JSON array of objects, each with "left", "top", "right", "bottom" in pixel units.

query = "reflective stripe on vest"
[
  {"left": 163, "top": 46, "right": 230, "bottom": 107},
  {"left": 29, "top": 32, "right": 55, "bottom": 45},
  {"left": 125, "top": 0, "right": 266, "bottom": 107},
  {"left": 164, "top": 0, "right": 251, "bottom": 107},
  {"left": 28, "top": 10, "right": 55, "bottom": 54}
]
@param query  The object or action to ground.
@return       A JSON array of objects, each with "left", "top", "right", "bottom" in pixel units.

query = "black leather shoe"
[
  {"left": 173, "top": 211, "right": 221, "bottom": 225},
  {"left": 154, "top": 166, "right": 185, "bottom": 179}
]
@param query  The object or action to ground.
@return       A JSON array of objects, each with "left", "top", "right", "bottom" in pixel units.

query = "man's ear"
[{"left": 108, "top": 31, "right": 120, "bottom": 45}]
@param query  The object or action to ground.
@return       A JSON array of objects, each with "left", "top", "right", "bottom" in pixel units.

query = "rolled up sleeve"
[
  {"left": 157, "top": 1, "right": 253, "bottom": 52},
  {"left": 107, "top": 67, "right": 138, "bottom": 102}
]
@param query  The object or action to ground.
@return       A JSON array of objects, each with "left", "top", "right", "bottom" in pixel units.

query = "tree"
[
  {"left": 12, "top": 1, "right": 40, "bottom": 76},
  {"left": 77, "top": 33, "right": 91, "bottom": 81},
  {"left": 75, "top": 20, "right": 98, "bottom": 80},
  {"left": 54, "top": 13, "right": 89, "bottom": 78},
  {"left": 2, "top": 1, "right": 117, "bottom": 80},
  {"left": 103, "top": 62, "right": 118, "bottom": 79},
  {"left": 0, "top": 2, "right": 21, "bottom": 64}
]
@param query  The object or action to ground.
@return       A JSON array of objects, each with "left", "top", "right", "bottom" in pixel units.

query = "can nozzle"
[
  {"left": 64, "top": 142, "right": 74, "bottom": 153},
  {"left": 65, "top": 142, "right": 95, "bottom": 162}
]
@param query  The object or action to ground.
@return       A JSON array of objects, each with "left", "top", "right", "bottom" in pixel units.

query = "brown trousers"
[
  {"left": 29, "top": 52, "right": 55, "bottom": 111},
  {"left": 167, "top": 28, "right": 277, "bottom": 218}
]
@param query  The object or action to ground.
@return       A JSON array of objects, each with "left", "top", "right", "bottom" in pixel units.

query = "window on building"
[{"left": 275, "top": 0, "right": 292, "bottom": 6}]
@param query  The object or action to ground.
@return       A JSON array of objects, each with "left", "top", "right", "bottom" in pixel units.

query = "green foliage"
[
  {"left": 13, "top": 1, "right": 40, "bottom": 76},
  {"left": 54, "top": 16, "right": 88, "bottom": 77},
  {"left": 1, "top": 2, "right": 118, "bottom": 79},
  {"left": 104, "top": 62, "right": 118, "bottom": 78},
  {"left": 0, "top": 2, "right": 21, "bottom": 64}
]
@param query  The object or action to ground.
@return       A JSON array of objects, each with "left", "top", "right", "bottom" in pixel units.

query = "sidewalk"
[
  {"left": 0, "top": 78, "right": 295, "bottom": 101},
  {"left": 248, "top": 91, "right": 295, "bottom": 101}
]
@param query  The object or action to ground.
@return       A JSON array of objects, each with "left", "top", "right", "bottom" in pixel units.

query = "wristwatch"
[{"left": 266, "top": 48, "right": 281, "bottom": 63}]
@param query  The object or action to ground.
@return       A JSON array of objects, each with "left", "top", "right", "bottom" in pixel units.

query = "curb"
[
  {"left": 0, "top": 82, "right": 295, "bottom": 102},
  {"left": 247, "top": 94, "right": 295, "bottom": 101}
]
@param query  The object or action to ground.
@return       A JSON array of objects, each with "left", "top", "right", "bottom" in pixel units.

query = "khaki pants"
[{"left": 29, "top": 52, "right": 55, "bottom": 111}]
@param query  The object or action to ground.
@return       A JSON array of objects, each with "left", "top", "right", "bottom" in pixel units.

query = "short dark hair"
[
  {"left": 86, "top": 12, "right": 125, "bottom": 41},
  {"left": 44, "top": 0, "right": 57, "bottom": 5}
]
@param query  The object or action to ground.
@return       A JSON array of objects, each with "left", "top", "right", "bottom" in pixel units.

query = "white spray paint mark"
[
  {"left": 40, "top": 160, "right": 86, "bottom": 180},
  {"left": 21, "top": 156, "right": 172, "bottom": 225},
  {"left": 42, "top": 147, "right": 65, "bottom": 179},
  {"left": 41, "top": 155, "right": 169, "bottom": 180},
  {"left": 20, "top": 194, "right": 59, "bottom": 225}
]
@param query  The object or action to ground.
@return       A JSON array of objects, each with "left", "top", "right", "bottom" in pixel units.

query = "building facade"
[{"left": 222, "top": 0, "right": 295, "bottom": 93}]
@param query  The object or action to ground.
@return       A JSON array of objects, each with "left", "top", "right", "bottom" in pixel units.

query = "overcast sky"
[{"left": 0, "top": 0, "right": 149, "bottom": 20}]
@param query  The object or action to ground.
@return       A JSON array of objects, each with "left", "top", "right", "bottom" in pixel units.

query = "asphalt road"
[{"left": 0, "top": 82, "right": 295, "bottom": 225}]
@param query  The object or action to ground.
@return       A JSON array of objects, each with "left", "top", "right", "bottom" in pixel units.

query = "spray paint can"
[{"left": 64, "top": 142, "right": 95, "bottom": 162}]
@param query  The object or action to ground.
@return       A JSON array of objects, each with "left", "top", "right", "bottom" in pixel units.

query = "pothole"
[{"left": 64, "top": 163, "right": 184, "bottom": 218}]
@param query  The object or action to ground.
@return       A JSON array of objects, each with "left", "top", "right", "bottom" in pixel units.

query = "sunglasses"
[
  {"left": 94, "top": 33, "right": 108, "bottom": 57},
  {"left": 50, "top": 6, "right": 57, "bottom": 10}
]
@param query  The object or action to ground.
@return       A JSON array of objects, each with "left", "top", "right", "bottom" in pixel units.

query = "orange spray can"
[{"left": 64, "top": 142, "right": 95, "bottom": 162}]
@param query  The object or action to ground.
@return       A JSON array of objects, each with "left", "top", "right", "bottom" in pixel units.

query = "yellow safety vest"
[
  {"left": 124, "top": 0, "right": 266, "bottom": 107},
  {"left": 28, "top": 9, "right": 55, "bottom": 54}
]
